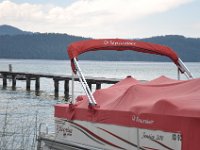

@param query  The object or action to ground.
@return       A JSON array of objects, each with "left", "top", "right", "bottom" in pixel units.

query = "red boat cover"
[{"left": 55, "top": 76, "right": 200, "bottom": 150}]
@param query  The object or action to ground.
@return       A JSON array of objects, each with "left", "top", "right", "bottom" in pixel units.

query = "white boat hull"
[{"left": 39, "top": 118, "right": 182, "bottom": 150}]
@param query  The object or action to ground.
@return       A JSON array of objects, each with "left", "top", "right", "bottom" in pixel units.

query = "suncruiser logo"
[
  {"left": 132, "top": 115, "right": 154, "bottom": 125},
  {"left": 104, "top": 40, "right": 136, "bottom": 46},
  {"left": 57, "top": 125, "right": 73, "bottom": 136}
]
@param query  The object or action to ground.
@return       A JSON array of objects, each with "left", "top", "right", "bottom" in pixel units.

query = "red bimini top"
[{"left": 67, "top": 39, "right": 180, "bottom": 72}]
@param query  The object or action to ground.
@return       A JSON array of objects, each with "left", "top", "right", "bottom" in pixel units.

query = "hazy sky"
[{"left": 0, "top": 0, "right": 200, "bottom": 38}]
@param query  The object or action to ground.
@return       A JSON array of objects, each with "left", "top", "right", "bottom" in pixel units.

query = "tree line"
[{"left": 0, "top": 33, "right": 200, "bottom": 62}]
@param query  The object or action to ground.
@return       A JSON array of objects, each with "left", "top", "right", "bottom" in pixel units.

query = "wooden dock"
[{"left": 0, "top": 71, "right": 120, "bottom": 99}]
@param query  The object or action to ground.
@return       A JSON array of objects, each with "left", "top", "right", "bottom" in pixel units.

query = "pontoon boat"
[{"left": 38, "top": 39, "right": 200, "bottom": 150}]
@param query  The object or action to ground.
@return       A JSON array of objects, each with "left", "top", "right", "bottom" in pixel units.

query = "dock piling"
[
  {"left": 35, "top": 77, "right": 40, "bottom": 91},
  {"left": 2, "top": 74, "right": 7, "bottom": 88},
  {"left": 64, "top": 80, "right": 69, "bottom": 99},
  {"left": 9, "top": 64, "right": 13, "bottom": 72},
  {"left": 26, "top": 75, "right": 31, "bottom": 91},
  {"left": 88, "top": 82, "right": 92, "bottom": 91},
  {"left": 12, "top": 75, "right": 16, "bottom": 90},
  {"left": 96, "top": 83, "right": 101, "bottom": 90},
  {"left": 54, "top": 78, "right": 59, "bottom": 98}
]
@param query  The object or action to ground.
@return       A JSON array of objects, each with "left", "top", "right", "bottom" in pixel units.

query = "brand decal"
[
  {"left": 132, "top": 115, "right": 154, "bottom": 125},
  {"left": 56, "top": 124, "right": 73, "bottom": 136},
  {"left": 104, "top": 40, "right": 136, "bottom": 46}
]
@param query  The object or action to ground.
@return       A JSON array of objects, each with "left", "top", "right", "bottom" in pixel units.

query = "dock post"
[
  {"left": 88, "top": 82, "right": 92, "bottom": 91},
  {"left": 54, "top": 78, "right": 59, "bottom": 98},
  {"left": 9, "top": 64, "right": 13, "bottom": 72},
  {"left": 64, "top": 80, "right": 69, "bottom": 99},
  {"left": 26, "top": 75, "right": 31, "bottom": 91},
  {"left": 2, "top": 74, "right": 7, "bottom": 88},
  {"left": 12, "top": 75, "right": 16, "bottom": 90},
  {"left": 35, "top": 77, "right": 40, "bottom": 95},
  {"left": 35, "top": 77, "right": 40, "bottom": 91},
  {"left": 96, "top": 83, "right": 101, "bottom": 90}
]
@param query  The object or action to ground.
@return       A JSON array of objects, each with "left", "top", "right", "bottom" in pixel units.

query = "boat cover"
[{"left": 55, "top": 76, "right": 200, "bottom": 149}]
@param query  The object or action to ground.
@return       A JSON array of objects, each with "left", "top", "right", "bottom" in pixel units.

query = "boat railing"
[{"left": 37, "top": 123, "right": 49, "bottom": 150}]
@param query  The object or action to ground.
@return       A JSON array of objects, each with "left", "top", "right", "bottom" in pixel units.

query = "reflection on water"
[{"left": 0, "top": 59, "right": 200, "bottom": 149}]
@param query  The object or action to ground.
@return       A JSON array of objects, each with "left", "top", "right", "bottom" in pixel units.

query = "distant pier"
[{"left": 0, "top": 71, "right": 120, "bottom": 99}]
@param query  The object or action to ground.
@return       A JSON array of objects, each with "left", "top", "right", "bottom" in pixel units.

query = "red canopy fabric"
[
  {"left": 67, "top": 39, "right": 179, "bottom": 66},
  {"left": 55, "top": 75, "right": 200, "bottom": 120},
  {"left": 55, "top": 76, "right": 200, "bottom": 150}
]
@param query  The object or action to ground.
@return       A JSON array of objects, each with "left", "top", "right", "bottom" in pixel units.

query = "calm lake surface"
[{"left": 0, "top": 59, "right": 200, "bottom": 149}]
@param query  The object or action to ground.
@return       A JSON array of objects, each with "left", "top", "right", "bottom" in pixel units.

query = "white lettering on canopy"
[{"left": 104, "top": 40, "right": 136, "bottom": 46}]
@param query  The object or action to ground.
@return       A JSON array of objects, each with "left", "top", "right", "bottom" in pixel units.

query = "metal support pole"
[
  {"left": 178, "top": 58, "right": 193, "bottom": 79},
  {"left": 76, "top": 70, "right": 93, "bottom": 104},
  {"left": 71, "top": 72, "right": 75, "bottom": 104},
  {"left": 73, "top": 58, "right": 97, "bottom": 105}
]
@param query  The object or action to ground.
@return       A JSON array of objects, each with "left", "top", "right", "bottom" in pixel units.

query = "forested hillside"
[
  {"left": 0, "top": 33, "right": 86, "bottom": 60},
  {"left": 0, "top": 25, "right": 200, "bottom": 62},
  {"left": 143, "top": 35, "right": 200, "bottom": 62}
]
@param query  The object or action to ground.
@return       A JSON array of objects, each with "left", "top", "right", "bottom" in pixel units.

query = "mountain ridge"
[
  {"left": 0, "top": 25, "right": 199, "bottom": 62},
  {"left": 0, "top": 24, "right": 32, "bottom": 35}
]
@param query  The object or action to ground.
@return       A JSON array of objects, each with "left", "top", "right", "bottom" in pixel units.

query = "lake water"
[{"left": 0, "top": 59, "right": 200, "bottom": 149}]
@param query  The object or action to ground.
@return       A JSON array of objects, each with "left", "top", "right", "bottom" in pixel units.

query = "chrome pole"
[
  {"left": 76, "top": 69, "right": 93, "bottom": 104},
  {"left": 73, "top": 58, "right": 97, "bottom": 105},
  {"left": 178, "top": 58, "right": 193, "bottom": 79},
  {"left": 71, "top": 71, "right": 75, "bottom": 104}
]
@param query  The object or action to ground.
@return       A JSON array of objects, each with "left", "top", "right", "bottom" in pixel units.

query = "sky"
[{"left": 0, "top": 0, "right": 200, "bottom": 38}]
